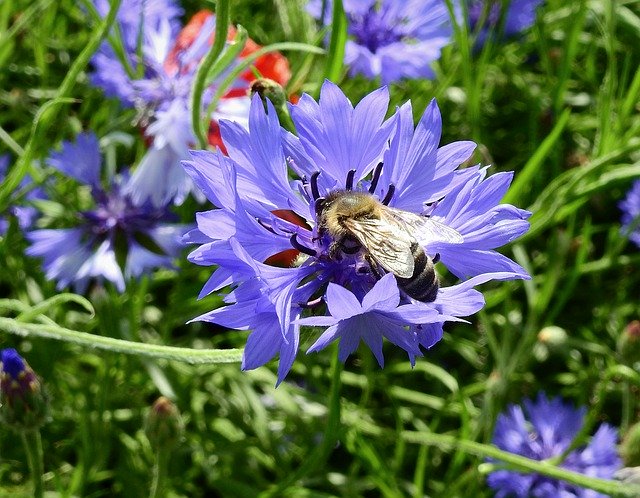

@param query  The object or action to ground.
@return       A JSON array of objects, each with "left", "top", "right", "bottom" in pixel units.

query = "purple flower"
[
  {"left": 25, "top": 132, "right": 189, "bottom": 293},
  {"left": 468, "top": 0, "right": 544, "bottom": 45},
  {"left": 90, "top": 3, "right": 253, "bottom": 207},
  {"left": 182, "top": 81, "right": 529, "bottom": 384},
  {"left": 488, "top": 393, "right": 621, "bottom": 498},
  {"left": 308, "top": 0, "right": 454, "bottom": 84},
  {"left": 620, "top": 180, "right": 640, "bottom": 248}
]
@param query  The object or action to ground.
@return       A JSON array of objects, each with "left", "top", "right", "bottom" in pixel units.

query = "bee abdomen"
[{"left": 396, "top": 243, "right": 439, "bottom": 302}]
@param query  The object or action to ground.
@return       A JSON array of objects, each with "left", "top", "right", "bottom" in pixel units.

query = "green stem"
[
  {"left": 21, "top": 430, "right": 44, "bottom": 498},
  {"left": 191, "top": 0, "right": 231, "bottom": 149},
  {"left": 260, "top": 347, "right": 343, "bottom": 497},
  {"left": 149, "top": 449, "right": 170, "bottom": 498},
  {"left": 0, "top": 317, "right": 243, "bottom": 364},
  {"left": 322, "top": 0, "right": 347, "bottom": 85},
  {"left": 401, "top": 430, "right": 640, "bottom": 497}
]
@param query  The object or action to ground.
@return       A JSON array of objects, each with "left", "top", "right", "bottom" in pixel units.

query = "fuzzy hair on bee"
[{"left": 316, "top": 190, "right": 463, "bottom": 302}]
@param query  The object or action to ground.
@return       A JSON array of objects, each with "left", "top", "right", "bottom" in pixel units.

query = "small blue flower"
[
  {"left": 308, "top": 0, "right": 454, "bottom": 84},
  {"left": 488, "top": 393, "right": 621, "bottom": 498},
  {"left": 620, "top": 180, "right": 640, "bottom": 248},
  {"left": 468, "top": 0, "right": 544, "bottom": 46},
  {"left": 183, "top": 81, "right": 530, "bottom": 383},
  {"left": 25, "top": 132, "right": 189, "bottom": 293}
]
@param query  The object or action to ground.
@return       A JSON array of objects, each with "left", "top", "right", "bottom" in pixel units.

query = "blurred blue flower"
[
  {"left": 183, "top": 81, "right": 529, "bottom": 383},
  {"left": 90, "top": 3, "right": 253, "bottom": 207},
  {"left": 25, "top": 133, "right": 189, "bottom": 293},
  {"left": 308, "top": 0, "right": 453, "bottom": 84},
  {"left": 0, "top": 154, "right": 45, "bottom": 235},
  {"left": 488, "top": 393, "right": 621, "bottom": 498},
  {"left": 620, "top": 180, "right": 640, "bottom": 248},
  {"left": 468, "top": 0, "right": 543, "bottom": 45}
]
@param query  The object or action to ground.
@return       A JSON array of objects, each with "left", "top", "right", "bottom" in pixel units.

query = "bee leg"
[
  {"left": 432, "top": 252, "right": 441, "bottom": 264},
  {"left": 345, "top": 169, "right": 356, "bottom": 190},
  {"left": 364, "top": 254, "right": 383, "bottom": 279}
]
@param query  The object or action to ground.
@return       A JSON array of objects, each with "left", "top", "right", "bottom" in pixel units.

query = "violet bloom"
[
  {"left": 182, "top": 81, "right": 529, "bottom": 383},
  {"left": 25, "top": 133, "right": 189, "bottom": 293},
  {"left": 308, "top": 0, "right": 453, "bottom": 84},
  {"left": 620, "top": 180, "right": 640, "bottom": 248},
  {"left": 91, "top": 3, "right": 291, "bottom": 207},
  {"left": 467, "top": 0, "right": 543, "bottom": 45},
  {"left": 488, "top": 393, "right": 621, "bottom": 498}
]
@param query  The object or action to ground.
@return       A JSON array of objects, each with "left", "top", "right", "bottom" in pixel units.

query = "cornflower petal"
[{"left": 47, "top": 132, "right": 101, "bottom": 186}]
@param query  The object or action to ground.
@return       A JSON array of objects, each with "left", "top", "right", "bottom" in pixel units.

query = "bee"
[{"left": 317, "top": 190, "right": 463, "bottom": 302}]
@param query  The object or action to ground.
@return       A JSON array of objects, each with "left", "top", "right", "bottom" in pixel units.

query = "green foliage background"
[{"left": 1, "top": 0, "right": 640, "bottom": 496}]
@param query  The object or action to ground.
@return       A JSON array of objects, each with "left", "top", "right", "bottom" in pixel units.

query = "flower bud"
[
  {"left": 144, "top": 396, "right": 184, "bottom": 452},
  {"left": 0, "top": 349, "right": 48, "bottom": 430},
  {"left": 250, "top": 78, "right": 287, "bottom": 109},
  {"left": 534, "top": 326, "right": 568, "bottom": 361},
  {"left": 618, "top": 320, "right": 640, "bottom": 365},
  {"left": 621, "top": 420, "right": 640, "bottom": 467}
]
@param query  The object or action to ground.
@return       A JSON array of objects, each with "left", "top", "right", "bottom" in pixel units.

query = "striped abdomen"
[{"left": 395, "top": 243, "right": 439, "bottom": 302}]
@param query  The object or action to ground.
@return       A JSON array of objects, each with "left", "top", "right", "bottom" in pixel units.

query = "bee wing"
[
  {"left": 343, "top": 218, "right": 415, "bottom": 278},
  {"left": 385, "top": 208, "right": 463, "bottom": 245}
]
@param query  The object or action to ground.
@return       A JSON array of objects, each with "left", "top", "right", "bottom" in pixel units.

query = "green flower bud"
[
  {"left": 145, "top": 396, "right": 184, "bottom": 452},
  {"left": 621, "top": 421, "right": 640, "bottom": 467},
  {"left": 618, "top": 320, "right": 640, "bottom": 365},
  {"left": 0, "top": 349, "right": 48, "bottom": 430}
]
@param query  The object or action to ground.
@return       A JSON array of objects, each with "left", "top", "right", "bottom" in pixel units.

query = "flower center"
[{"left": 349, "top": 7, "right": 407, "bottom": 53}]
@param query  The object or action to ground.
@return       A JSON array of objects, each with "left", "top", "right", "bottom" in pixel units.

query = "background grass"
[{"left": 1, "top": 0, "right": 640, "bottom": 496}]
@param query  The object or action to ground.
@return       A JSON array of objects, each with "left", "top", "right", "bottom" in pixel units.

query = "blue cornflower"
[
  {"left": 25, "top": 133, "right": 189, "bottom": 293},
  {"left": 90, "top": 3, "right": 291, "bottom": 207},
  {"left": 488, "top": 393, "right": 621, "bottom": 498},
  {"left": 467, "top": 0, "right": 544, "bottom": 45},
  {"left": 308, "top": 0, "right": 454, "bottom": 84},
  {"left": 183, "top": 81, "right": 529, "bottom": 383},
  {"left": 620, "top": 180, "right": 640, "bottom": 248}
]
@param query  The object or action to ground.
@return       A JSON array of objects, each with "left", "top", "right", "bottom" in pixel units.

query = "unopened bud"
[
  {"left": 145, "top": 396, "right": 184, "bottom": 451},
  {"left": 621, "top": 421, "right": 640, "bottom": 467},
  {"left": 534, "top": 326, "right": 568, "bottom": 361},
  {"left": 0, "top": 349, "right": 48, "bottom": 430},
  {"left": 250, "top": 78, "right": 296, "bottom": 134},
  {"left": 618, "top": 320, "right": 640, "bottom": 365}
]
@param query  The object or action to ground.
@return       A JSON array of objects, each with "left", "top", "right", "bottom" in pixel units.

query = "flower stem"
[
  {"left": 149, "top": 448, "right": 170, "bottom": 498},
  {"left": 21, "top": 429, "right": 44, "bottom": 498},
  {"left": 260, "top": 347, "right": 343, "bottom": 497}
]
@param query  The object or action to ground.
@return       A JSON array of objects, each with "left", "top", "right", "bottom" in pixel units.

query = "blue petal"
[{"left": 47, "top": 133, "right": 101, "bottom": 186}]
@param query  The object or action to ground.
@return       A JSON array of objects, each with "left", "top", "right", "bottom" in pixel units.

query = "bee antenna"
[
  {"left": 290, "top": 233, "right": 317, "bottom": 257},
  {"left": 314, "top": 197, "right": 326, "bottom": 218},
  {"left": 368, "top": 162, "right": 383, "bottom": 194},
  {"left": 381, "top": 184, "right": 396, "bottom": 205},
  {"left": 345, "top": 169, "right": 356, "bottom": 191},
  {"left": 310, "top": 171, "right": 321, "bottom": 200}
]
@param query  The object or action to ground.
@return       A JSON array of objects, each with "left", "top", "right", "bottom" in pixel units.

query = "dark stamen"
[
  {"left": 381, "top": 184, "right": 396, "bottom": 205},
  {"left": 345, "top": 169, "right": 356, "bottom": 191},
  {"left": 310, "top": 171, "right": 321, "bottom": 200},
  {"left": 432, "top": 253, "right": 441, "bottom": 264},
  {"left": 298, "top": 296, "right": 325, "bottom": 309},
  {"left": 368, "top": 162, "right": 383, "bottom": 194},
  {"left": 290, "top": 233, "right": 317, "bottom": 257}
]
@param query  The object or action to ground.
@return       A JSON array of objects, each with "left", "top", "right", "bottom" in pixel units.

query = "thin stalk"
[
  {"left": 21, "top": 429, "right": 44, "bottom": 498},
  {"left": 260, "top": 347, "right": 343, "bottom": 496},
  {"left": 149, "top": 449, "right": 170, "bottom": 498}
]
